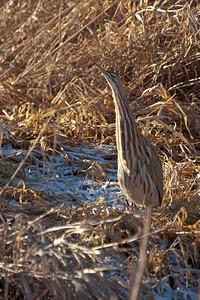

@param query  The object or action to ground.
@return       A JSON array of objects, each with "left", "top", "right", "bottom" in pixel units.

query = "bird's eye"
[{"left": 109, "top": 68, "right": 115, "bottom": 72}]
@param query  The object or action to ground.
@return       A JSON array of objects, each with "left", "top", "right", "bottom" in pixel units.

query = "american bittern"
[{"left": 96, "top": 65, "right": 163, "bottom": 208}]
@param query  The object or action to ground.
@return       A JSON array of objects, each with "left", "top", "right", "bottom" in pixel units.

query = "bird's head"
[{"left": 95, "top": 64, "right": 120, "bottom": 90}]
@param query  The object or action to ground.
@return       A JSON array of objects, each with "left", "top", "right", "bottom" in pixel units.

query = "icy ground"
[{"left": 1, "top": 143, "right": 198, "bottom": 300}]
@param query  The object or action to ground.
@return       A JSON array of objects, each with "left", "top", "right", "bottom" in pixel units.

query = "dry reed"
[{"left": 0, "top": 0, "right": 199, "bottom": 299}]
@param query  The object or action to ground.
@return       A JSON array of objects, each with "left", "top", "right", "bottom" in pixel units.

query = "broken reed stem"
[{"left": 0, "top": 87, "right": 67, "bottom": 196}]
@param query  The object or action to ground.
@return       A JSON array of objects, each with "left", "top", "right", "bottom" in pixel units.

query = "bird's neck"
[
  {"left": 112, "top": 87, "right": 142, "bottom": 169},
  {"left": 112, "top": 87, "right": 140, "bottom": 137}
]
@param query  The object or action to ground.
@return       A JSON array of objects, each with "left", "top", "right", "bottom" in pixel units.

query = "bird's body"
[{"left": 96, "top": 65, "right": 163, "bottom": 208}]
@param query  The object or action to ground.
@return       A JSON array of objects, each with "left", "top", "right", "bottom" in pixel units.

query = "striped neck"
[{"left": 110, "top": 84, "right": 142, "bottom": 173}]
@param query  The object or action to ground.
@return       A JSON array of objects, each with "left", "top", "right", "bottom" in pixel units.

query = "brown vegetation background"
[{"left": 0, "top": 0, "right": 199, "bottom": 299}]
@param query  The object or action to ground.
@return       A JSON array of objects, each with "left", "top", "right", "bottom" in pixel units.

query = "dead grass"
[{"left": 0, "top": 0, "right": 200, "bottom": 299}]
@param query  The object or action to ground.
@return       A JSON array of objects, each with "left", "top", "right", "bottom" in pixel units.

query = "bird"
[{"left": 95, "top": 64, "right": 163, "bottom": 208}]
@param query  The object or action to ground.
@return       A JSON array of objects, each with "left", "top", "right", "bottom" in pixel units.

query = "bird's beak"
[{"left": 94, "top": 64, "right": 107, "bottom": 76}]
